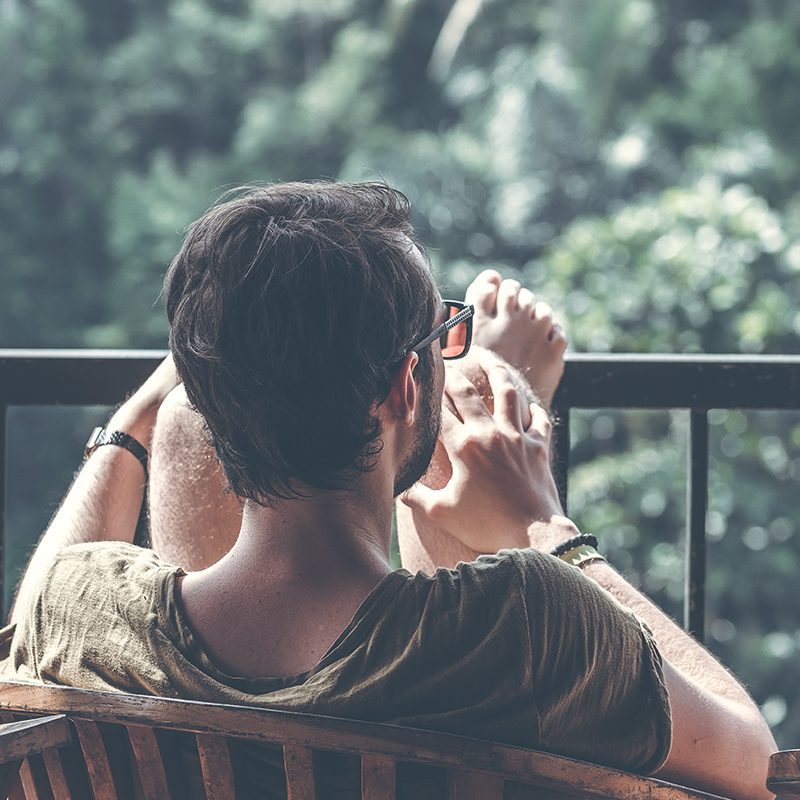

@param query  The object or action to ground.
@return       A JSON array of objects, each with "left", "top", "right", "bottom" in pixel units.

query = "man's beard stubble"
[{"left": 392, "top": 379, "right": 441, "bottom": 498}]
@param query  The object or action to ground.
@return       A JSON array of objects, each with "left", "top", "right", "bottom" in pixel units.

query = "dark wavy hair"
[{"left": 165, "top": 181, "right": 439, "bottom": 504}]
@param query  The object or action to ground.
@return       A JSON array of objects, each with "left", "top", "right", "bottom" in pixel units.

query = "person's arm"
[
  {"left": 402, "top": 357, "right": 776, "bottom": 800},
  {"left": 10, "top": 357, "right": 180, "bottom": 625},
  {"left": 584, "top": 559, "right": 776, "bottom": 799}
]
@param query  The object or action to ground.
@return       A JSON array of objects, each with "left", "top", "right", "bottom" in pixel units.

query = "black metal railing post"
[
  {"left": 552, "top": 406, "right": 570, "bottom": 514},
  {"left": 685, "top": 409, "right": 709, "bottom": 642}
]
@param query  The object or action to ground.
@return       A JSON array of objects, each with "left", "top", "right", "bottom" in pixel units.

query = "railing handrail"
[{"left": 3, "top": 349, "right": 800, "bottom": 408}]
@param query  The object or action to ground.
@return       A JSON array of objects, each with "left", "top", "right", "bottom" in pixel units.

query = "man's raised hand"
[
  {"left": 401, "top": 357, "right": 568, "bottom": 554},
  {"left": 108, "top": 354, "right": 181, "bottom": 449}
]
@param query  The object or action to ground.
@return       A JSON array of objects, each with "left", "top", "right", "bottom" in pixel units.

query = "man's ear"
[{"left": 385, "top": 352, "right": 419, "bottom": 426}]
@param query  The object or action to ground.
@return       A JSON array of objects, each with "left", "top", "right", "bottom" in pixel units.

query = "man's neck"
[
  {"left": 177, "top": 468, "right": 399, "bottom": 677},
  {"left": 233, "top": 479, "right": 395, "bottom": 580}
]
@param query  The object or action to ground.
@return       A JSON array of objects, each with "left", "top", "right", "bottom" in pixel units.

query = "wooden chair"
[{"left": 0, "top": 681, "right": 735, "bottom": 800}]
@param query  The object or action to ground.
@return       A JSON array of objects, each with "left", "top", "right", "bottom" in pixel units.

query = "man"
[{"left": 1, "top": 182, "right": 775, "bottom": 799}]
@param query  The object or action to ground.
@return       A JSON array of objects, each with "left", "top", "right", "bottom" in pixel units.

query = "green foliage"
[
  {"left": 534, "top": 179, "right": 799, "bottom": 353},
  {"left": 4, "top": 0, "right": 800, "bottom": 745}
]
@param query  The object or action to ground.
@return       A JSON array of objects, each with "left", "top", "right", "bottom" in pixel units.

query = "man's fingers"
[
  {"left": 527, "top": 402, "right": 553, "bottom": 441},
  {"left": 487, "top": 364, "right": 523, "bottom": 430},
  {"left": 140, "top": 353, "right": 182, "bottom": 406}
]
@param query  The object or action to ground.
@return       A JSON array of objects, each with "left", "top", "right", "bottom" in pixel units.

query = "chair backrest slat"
[
  {"left": 40, "top": 748, "right": 73, "bottom": 800},
  {"left": 17, "top": 761, "right": 36, "bottom": 800},
  {"left": 19, "top": 756, "right": 53, "bottom": 800},
  {"left": 72, "top": 721, "right": 116, "bottom": 800},
  {"left": 125, "top": 725, "right": 171, "bottom": 800},
  {"left": 447, "top": 770, "right": 504, "bottom": 800},
  {"left": 284, "top": 744, "right": 317, "bottom": 800},
  {"left": 196, "top": 733, "right": 236, "bottom": 799},
  {"left": 361, "top": 755, "right": 396, "bottom": 800}
]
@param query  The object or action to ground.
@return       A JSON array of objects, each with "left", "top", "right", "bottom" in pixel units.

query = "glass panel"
[
  {"left": 706, "top": 409, "right": 800, "bottom": 749},
  {"left": 568, "top": 409, "right": 687, "bottom": 623}
]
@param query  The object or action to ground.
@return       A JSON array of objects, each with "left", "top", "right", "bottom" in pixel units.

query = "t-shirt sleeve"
[
  {"left": 1, "top": 542, "right": 183, "bottom": 695},
  {"left": 507, "top": 548, "right": 671, "bottom": 774}
]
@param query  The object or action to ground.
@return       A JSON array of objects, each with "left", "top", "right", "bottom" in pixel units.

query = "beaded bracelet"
[{"left": 557, "top": 544, "right": 607, "bottom": 569}]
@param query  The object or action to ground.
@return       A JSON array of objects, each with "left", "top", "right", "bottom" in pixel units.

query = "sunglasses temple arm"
[
  {"left": 400, "top": 324, "right": 446, "bottom": 359},
  {"left": 444, "top": 305, "right": 474, "bottom": 331}
]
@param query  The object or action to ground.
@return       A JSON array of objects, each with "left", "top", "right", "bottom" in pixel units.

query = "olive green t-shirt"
[{"left": 0, "top": 542, "right": 670, "bottom": 782}]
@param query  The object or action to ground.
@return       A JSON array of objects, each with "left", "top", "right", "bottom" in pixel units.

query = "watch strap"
[{"left": 85, "top": 427, "right": 149, "bottom": 474}]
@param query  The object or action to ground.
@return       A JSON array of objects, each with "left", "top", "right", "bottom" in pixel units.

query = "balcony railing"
[{"left": 2, "top": 349, "right": 800, "bottom": 638}]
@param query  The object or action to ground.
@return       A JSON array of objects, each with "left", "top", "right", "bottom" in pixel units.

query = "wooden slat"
[
  {"left": 73, "top": 721, "right": 115, "bottom": 800},
  {"left": 361, "top": 755, "right": 396, "bottom": 800},
  {"left": 18, "top": 760, "right": 38, "bottom": 800},
  {"left": 126, "top": 725, "right": 170, "bottom": 800},
  {"left": 447, "top": 769, "right": 504, "bottom": 800},
  {"left": 196, "top": 734, "right": 236, "bottom": 799},
  {"left": 768, "top": 750, "right": 800, "bottom": 797},
  {"left": 284, "top": 745, "right": 317, "bottom": 800},
  {"left": 20, "top": 755, "right": 54, "bottom": 800},
  {"left": 40, "top": 748, "right": 73, "bottom": 800},
  {"left": 0, "top": 717, "right": 72, "bottom": 764}
]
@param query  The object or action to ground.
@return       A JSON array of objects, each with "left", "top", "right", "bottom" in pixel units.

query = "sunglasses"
[{"left": 402, "top": 300, "right": 475, "bottom": 361}]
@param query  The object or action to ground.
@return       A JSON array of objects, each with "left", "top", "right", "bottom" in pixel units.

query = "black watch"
[{"left": 84, "top": 427, "right": 149, "bottom": 475}]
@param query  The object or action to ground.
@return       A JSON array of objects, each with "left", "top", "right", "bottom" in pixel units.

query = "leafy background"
[{"left": 3, "top": 0, "right": 800, "bottom": 745}]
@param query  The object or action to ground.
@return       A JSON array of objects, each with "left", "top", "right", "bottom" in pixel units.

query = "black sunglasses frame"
[{"left": 402, "top": 300, "right": 475, "bottom": 361}]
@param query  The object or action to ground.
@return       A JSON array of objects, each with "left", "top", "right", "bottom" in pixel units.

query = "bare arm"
[
  {"left": 402, "top": 356, "right": 776, "bottom": 800},
  {"left": 583, "top": 559, "right": 775, "bottom": 799},
  {"left": 11, "top": 357, "right": 180, "bottom": 624}
]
